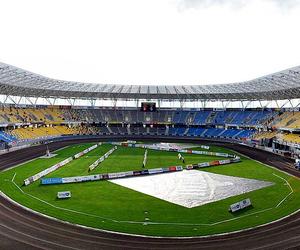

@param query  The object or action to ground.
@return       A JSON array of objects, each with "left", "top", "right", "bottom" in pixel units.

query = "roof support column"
[
  {"left": 3, "top": 95, "right": 9, "bottom": 104},
  {"left": 46, "top": 98, "right": 51, "bottom": 105},
  {"left": 224, "top": 101, "right": 231, "bottom": 109},
  {"left": 135, "top": 99, "right": 139, "bottom": 108},
  {"left": 244, "top": 101, "right": 252, "bottom": 109},
  {"left": 89, "top": 99, "right": 96, "bottom": 107},
  {"left": 67, "top": 98, "right": 76, "bottom": 106},
  {"left": 294, "top": 99, "right": 300, "bottom": 108},
  {"left": 17, "top": 96, "right": 22, "bottom": 105},
  {"left": 263, "top": 101, "right": 272, "bottom": 109},
  {"left": 289, "top": 99, "right": 294, "bottom": 109},
  {"left": 112, "top": 99, "right": 117, "bottom": 108},
  {"left": 26, "top": 97, "right": 34, "bottom": 106},
  {"left": 67, "top": 99, "right": 72, "bottom": 106},
  {"left": 7, "top": 95, "right": 16, "bottom": 105},
  {"left": 221, "top": 101, "right": 230, "bottom": 109},
  {"left": 45, "top": 98, "right": 56, "bottom": 106},
  {"left": 280, "top": 100, "right": 290, "bottom": 109},
  {"left": 180, "top": 100, "right": 185, "bottom": 109}
]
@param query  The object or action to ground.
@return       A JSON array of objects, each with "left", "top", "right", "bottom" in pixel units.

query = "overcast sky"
[{"left": 1, "top": 0, "right": 300, "bottom": 85}]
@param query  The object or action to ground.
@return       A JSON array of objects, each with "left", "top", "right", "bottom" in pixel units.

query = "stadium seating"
[
  {"left": 168, "top": 126, "right": 186, "bottom": 136},
  {"left": 275, "top": 132, "right": 300, "bottom": 144},
  {"left": 11, "top": 126, "right": 77, "bottom": 140},
  {"left": 0, "top": 131, "right": 17, "bottom": 143},
  {"left": 193, "top": 111, "right": 211, "bottom": 125},
  {"left": 220, "top": 129, "right": 241, "bottom": 138},
  {"left": 272, "top": 112, "right": 300, "bottom": 129},
  {"left": 0, "top": 106, "right": 291, "bottom": 144},
  {"left": 202, "top": 128, "right": 225, "bottom": 137},
  {"left": 253, "top": 131, "right": 276, "bottom": 140},
  {"left": 236, "top": 129, "right": 256, "bottom": 139},
  {"left": 0, "top": 142, "right": 6, "bottom": 150},
  {"left": 0, "top": 106, "right": 279, "bottom": 127}
]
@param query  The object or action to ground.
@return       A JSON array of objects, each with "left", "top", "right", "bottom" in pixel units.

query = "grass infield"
[{"left": 1, "top": 142, "right": 300, "bottom": 237}]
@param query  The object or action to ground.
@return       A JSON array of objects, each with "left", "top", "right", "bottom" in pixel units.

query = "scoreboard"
[{"left": 141, "top": 102, "right": 156, "bottom": 112}]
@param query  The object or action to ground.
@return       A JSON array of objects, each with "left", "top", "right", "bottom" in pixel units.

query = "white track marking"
[
  {"left": 2, "top": 145, "right": 73, "bottom": 173},
  {"left": 0, "top": 223, "right": 80, "bottom": 250}
]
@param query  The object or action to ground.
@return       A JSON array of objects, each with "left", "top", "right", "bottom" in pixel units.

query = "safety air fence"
[
  {"left": 108, "top": 142, "right": 236, "bottom": 159},
  {"left": 186, "top": 157, "right": 240, "bottom": 170},
  {"left": 88, "top": 146, "right": 117, "bottom": 172},
  {"left": 41, "top": 166, "right": 183, "bottom": 185},
  {"left": 142, "top": 149, "right": 148, "bottom": 168},
  {"left": 24, "top": 143, "right": 101, "bottom": 186}
]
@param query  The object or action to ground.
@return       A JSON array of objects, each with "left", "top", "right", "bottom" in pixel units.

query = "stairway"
[
  {"left": 206, "top": 111, "right": 216, "bottom": 124},
  {"left": 184, "top": 127, "right": 190, "bottom": 135},
  {"left": 165, "top": 126, "right": 169, "bottom": 135},
  {"left": 107, "top": 126, "right": 113, "bottom": 134},
  {"left": 200, "top": 129, "right": 208, "bottom": 137}
]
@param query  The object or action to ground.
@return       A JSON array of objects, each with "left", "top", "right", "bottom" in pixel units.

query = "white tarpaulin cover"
[{"left": 110, "top": 170, "right": 273, "bottom": 208}]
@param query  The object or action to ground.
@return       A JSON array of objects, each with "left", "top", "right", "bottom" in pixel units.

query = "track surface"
[{"left": 1, "top": 138, "right": 300, "bottom": 250}]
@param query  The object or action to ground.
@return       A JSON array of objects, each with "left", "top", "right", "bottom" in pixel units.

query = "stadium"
[
  {"left": 1, "top": 61, "right": 300, "bottom": 249},
  {"left": 3, "top": 0, "right": 300, "bottom": 248}
]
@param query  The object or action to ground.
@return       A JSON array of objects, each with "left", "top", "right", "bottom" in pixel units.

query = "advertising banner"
[
  {"left": 229, "top": 198, "right": 252, "bottom": 212},
  {"left": 41, "top": 165, "right": 183, "bottom": 185},
  {"left": 57, "top": 191, "right": 71, "bottom": 199},
  {"left": 148, "top": 168, "right": 164, "bottom": 174},
  {"left": 41, "top": 178, "right": 63, "bottom": 185},
  {"left": 186, "top": 157, "right": 240, "bottom": 170}
]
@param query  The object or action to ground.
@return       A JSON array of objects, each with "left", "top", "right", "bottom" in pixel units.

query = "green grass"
[{"left": 1, "top": 142, "right": 300, "bottom": 237}]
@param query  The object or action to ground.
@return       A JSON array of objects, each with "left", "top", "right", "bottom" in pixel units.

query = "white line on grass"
[
  {"left": 11, "top": 172, "right": 16, "bottom": 182},
  {"left": 226, "top": 149, "right": 294, "bottom": 209},
  {"left": 11, "top": 175, "right": 24, "bottom": 194},
  {"left": 273, "top": 173, "right": 294, "bottom": 208},
  {"left": 7, "top": 171, "right": 295, "bottom": 228},
  {"left": 230, "top": 149, "right": 295, "bottom": 208}
]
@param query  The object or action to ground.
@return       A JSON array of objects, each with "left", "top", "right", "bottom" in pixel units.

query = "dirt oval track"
[{"left": 1, "top": 137, "right": 300, "bottom": 250}]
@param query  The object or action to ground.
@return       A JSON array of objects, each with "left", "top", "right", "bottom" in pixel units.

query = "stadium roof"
[{"left": 0, "top": 62, "right": 300, "bottom": 101}]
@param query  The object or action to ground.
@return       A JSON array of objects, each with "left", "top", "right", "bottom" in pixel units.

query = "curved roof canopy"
[{"left": 0, "top": 62, "right": 300, "bottom": 101}]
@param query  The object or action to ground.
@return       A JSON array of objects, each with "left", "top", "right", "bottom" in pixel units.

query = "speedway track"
[{"left": 1, "top": 137, "right": 300, "bottom": 250}]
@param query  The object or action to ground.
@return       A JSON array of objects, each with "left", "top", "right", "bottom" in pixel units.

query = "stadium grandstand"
[{"left": 0, "top": 62, "right": 300, "bottom": 158}]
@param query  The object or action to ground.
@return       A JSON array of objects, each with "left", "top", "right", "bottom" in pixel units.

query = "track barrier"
[
  {"left": 142, "top": 149, "right": 148, "bottom": 168},
  {"left": 88, "top": 146, "right": 117, "bottom": 172},
  {"left": 24, "top": 143, "right": 101, "bottom": 186}
]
